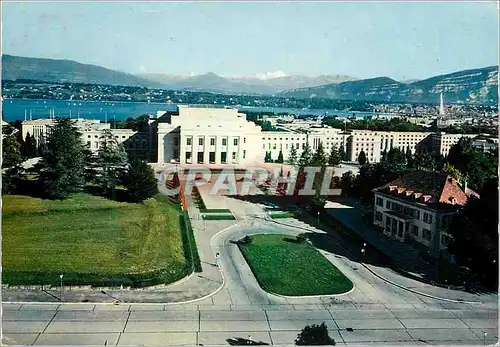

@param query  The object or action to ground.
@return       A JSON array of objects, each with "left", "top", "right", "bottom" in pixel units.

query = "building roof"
[{"left": 373, "top": 170, "right": 477, "bottom": 209}]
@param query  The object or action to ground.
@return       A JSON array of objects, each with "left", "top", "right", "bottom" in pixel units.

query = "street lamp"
[
  {"left": 317, "top": 211, "right": 320, "bottom": 224},
  {"left": 59, "top": 274, "right": 63, "bottom": 302}
]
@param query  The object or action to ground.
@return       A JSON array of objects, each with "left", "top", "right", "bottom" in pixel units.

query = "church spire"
[{"left": 439, "top": 92, "right": 445, "bottom": 116}]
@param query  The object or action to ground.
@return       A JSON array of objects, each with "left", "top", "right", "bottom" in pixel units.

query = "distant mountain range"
[
  {"left": 2, "top": 54, "right": 498, "bottom": 104},
  {"left": 140, "top": 72, "right": 356, "bottom": 95},
  {"left": 1, "top": 55, "right": 156, "bottom": 88},
  {"left": 279, "top": 66, "right": 498, "bottom": 104}
]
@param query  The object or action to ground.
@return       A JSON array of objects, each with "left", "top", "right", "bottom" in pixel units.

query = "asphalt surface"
[{"left": 3, "top": 193, "right": 498, "bottom": 346}]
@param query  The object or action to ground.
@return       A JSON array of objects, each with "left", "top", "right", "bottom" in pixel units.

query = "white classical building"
[{"left": 156, "top": 105, "right": 263, "bottom": 165}]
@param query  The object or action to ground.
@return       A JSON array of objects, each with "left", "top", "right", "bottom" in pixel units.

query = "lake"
[{"left": 1, "top": 99, "right": 371, "bottom": 122}]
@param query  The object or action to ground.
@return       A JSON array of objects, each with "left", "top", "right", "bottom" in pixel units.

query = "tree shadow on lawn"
[
  {"left": 83, "top": 185, "right": 130, "bottom": 202},
  {"left": 226, "top": 337, "right": 269, "bottom": 346}
]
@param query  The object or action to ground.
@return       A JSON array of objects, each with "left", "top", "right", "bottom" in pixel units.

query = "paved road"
[{"left": 3, "top": 194, "right": 498, "bottom": 346}]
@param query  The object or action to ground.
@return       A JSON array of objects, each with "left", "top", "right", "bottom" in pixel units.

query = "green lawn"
[
  {"left": 238, "top": 234, "right": 353, "bottom": 296},
  {"left": 2, "top": 193, "right": 193, "bottom": 287},
  {"left": 202, "top": 214, "right": 235, "bottom": 220},
  {"left": 268, "top": 211, "right": 294, "bottom": 219}
]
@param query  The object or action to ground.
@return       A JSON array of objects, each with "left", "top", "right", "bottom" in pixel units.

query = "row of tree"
[
  {"left": 2, "top": 118, "right": 158, "bottom": 202},
  {"left": 341, "top": 137, "right": 498, "bottom": 288}
]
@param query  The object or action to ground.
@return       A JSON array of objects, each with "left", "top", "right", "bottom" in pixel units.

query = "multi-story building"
[
  {"left": 21, "top": 105, "right": 487, "bottom": 165},
  {"left": 372, "top": 171, "right": 479, "bottom": 257},
  {"left": 156, "top": 105, "right": 263, "bottom": 165},
  {"left": 21, "top": 118, "right": 149, "bottom": 158}
]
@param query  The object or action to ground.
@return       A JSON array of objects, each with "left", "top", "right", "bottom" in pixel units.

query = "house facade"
[{"left": 372, "top": 171, "right": 478, "bottom": 257}]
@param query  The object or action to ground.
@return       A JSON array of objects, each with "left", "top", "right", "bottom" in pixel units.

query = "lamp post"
[
  {"left": 59, "top": 274, "right": 63, "bottom": 302},
  {"left": 317, "top": 211, "right": 320, "bottom": 224}
]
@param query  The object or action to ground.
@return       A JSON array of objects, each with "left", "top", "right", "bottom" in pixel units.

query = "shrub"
[
  {"left": 296, "top": 233, "right": 308, "bottom": 243},
  {"left": 295, "top": 322, "right": 336, "bottom": 345}
]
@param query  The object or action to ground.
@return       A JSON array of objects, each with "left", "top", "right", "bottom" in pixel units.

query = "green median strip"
[{"left": 238, "top": 234, "right": 353, "bottom": 296}]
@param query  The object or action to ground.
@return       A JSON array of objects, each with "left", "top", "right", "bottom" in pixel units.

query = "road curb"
[{"left": 270, "top": 219, "right": 484, "bottom": 305}]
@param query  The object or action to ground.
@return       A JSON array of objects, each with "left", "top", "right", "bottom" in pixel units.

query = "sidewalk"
[
  {"left": 271, "top": 217, "right": 497, "bottom": 305},
  {"left": 325, "top": 200, "right": 433, "bottom": 278}
]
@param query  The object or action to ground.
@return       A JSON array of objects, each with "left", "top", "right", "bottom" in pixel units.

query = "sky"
[{"left": 2, "top": 1, "right": 498, "bottom": 81}]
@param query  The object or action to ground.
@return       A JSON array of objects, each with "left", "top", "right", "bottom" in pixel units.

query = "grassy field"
[
  {"left": 268, "top": 211, "right": 294, "bottom": 219},
  {"left": 2, "top": 193, "right": 194, "bottom": 287},
  {"left": 238, "top": 234, "right": 353, "bottom": 296}
]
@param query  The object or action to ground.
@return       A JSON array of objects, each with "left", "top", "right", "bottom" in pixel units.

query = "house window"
[
  {"left": 210, "top": 138, "right": 215, "bottom": 146},
  {"left": 186, "top": 151, "right": 192, "bottom": 161},
  {"left": 376, "top": 197, "right": 383, "bottom": 207},
  {"left": 243, "top": 138, "right": 246, "bottom": 144},
  {"left": 386, "top": 200, "right": 391, "bottom": 209},
  {"left": 375, "top": 211, "right": 382, "bottom": 221},
  {"left": 234, "top": 138, "right": 238, "bottom": 146},
  {"left": 414, "top": 209, "right": 420, "bottom": 219},
  {"left": 273, "top": 144, "right": 277, "bottom": 149},
  {"left": 423, "top": 229, "right": 432, "bottom": 241},
  {"left": 86, "top": 141, "right": 91, "bottom": 147},
  {"left": 222, "top": 138, "right": 227, "bottom": 146},
  {"left": 412, "top": 225, "right": 419, "bottom": 236},
  {"left": 296, "top": 143, "right": 299, "bottom": 149},
  {"left": 221, "top": 152, "right": 227, "bottom": 163},
  {"left": 243, "top": 150, "right": 246, "bottom": 159},
  {"left": 232, "top": 152, "right": 236, "bottom": 160},
  {"left": 423, "top": 213, "right": 433, "bottom": 224},
  {"left": 209, "top": 152, "right": 215, "bottom": 164},
  {"left": 199, "top": 138, "right": 204, "bottom": 146},
  {"left": 263, "top": 144, "right": 265, "bottom": 149},
  {"left": 187, "top": 138, "right": 192, "bottom": 146}
]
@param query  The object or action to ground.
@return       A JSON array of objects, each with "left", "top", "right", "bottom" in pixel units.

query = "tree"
[
  {"left": 446, "top": 137, "right": 497, "bottom": 190},
  {"left": 447, "top": 178, "right": 498, "bottom": 289},
  {"left": 357, "top": 150, "right": 367, "bottom": 166},
  {"left": 339, "top": 145, "right": 347, "bottom": 162},
  {"left": 37, "top": 118, "right": 86, "bottom": 199},
  {"left": 264, "top": 151, "right": 272, "bottom": 163},
  {"left": 122, "top": 159, "right": 158, "bottom": 202},
  {"left": 95, "top": 129, "right": 129, "bottom": 196},
  {"left": 295, "top": 322, "right": 336, "bottom": 345},
  {"left": 276, "top": 149, "right": 284, "bottom": 164},
  {"left": 23, "top": 132, "right": 38, "bottom": 158},
  {"left": 298, "top": 143, "right": 312, "bottom": 170},
  {"left": 380, "top": 148, "right": 388, "bottom": 164},
  {"left": 340, "top": 171, "right": 355, "bottom": 196},
  {"left": 310, "top": 142, "right": 328, "bottom": 210},
  {"left": 288, "top": 145, "right": 298, "bottom": 166},
  {"left": 405, "top": 146, "right": 414, "bottom": 169},
  {"left": 2, "top": 135, "right": 23, "bottom": 168},
  {"left": 385, "top": 147, "right": 406, "bottom": 173},
  {"left": 328, "top": 145, "right": 341, "bottom": 167},
  {"left": 443, "top": 163, "right": 461, "bottom": 180},
  {"left": 311, "top": 142, "right": 327, "bottom": 167}
]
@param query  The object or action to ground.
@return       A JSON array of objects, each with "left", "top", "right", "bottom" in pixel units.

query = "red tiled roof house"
[{"left": 372, "top": 171, "right": 479, "bottom": 258}]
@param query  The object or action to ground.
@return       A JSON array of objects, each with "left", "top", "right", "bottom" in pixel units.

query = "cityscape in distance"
[{"left": 1, "top": 2, "right": 498, "bottom": 347}]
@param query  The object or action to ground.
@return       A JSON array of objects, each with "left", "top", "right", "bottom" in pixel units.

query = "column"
[
  {"left": 157, "top": 132, "right": 165, "bottom": 164},
  {"left": 215, "top": 136, "right": 221, "bottom": 164},
  {"left": 179, "top": 134, "right": 186, "bottom": 164},
  {"left": 237, "top": 136, "right": 243, "bottom": 164},
  {"left": 204, "top": 135, "right": 210, "bottom": 165},
  {"left": 227, "top": 137, "right": 233, "bottom": 165}
]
